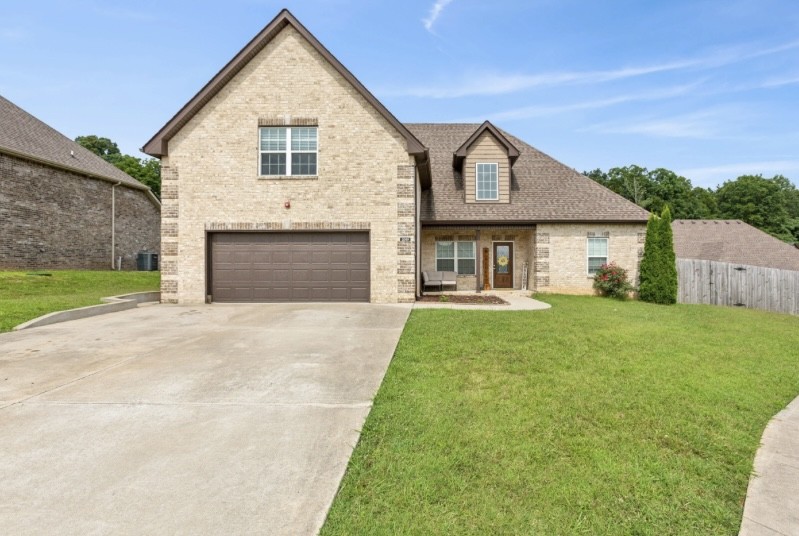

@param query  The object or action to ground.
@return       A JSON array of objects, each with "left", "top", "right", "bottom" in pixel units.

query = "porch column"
[{"left": 475, "top": 228, "right": 481, "bottom": 293}]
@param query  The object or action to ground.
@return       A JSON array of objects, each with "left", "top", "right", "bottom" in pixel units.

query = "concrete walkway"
[
  {"left": 414, "top": 290, "right": 552, "bottom": 311},
  {"left": 739, "top": 396, "right": 799, "bottom": 536},
  {"left": 0, "top": 302, "right": 410, "bottom": 536}
]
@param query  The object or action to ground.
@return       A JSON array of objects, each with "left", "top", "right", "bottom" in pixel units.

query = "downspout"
[{"left": 111, "top": 182, "right": 121, "bottom": 269}]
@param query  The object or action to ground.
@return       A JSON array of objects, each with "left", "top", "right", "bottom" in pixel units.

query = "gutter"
[{"left": 0, "top": 146, "right": 161, "bottom": 209}]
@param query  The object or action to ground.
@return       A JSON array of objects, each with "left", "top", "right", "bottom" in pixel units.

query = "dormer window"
[
  {"left": 453, "top": 121, "right": 519, "bottom": 205},
  {"left": 476, "top": 163, "right": 498, "bottom": 201}
]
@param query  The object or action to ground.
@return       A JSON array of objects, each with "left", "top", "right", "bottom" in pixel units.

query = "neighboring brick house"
[
  {"left": 0, "top": 96, "right": 161, "bottom": 270},
  {"left": 673, "top": 220, "right": 799, "bottom": 271},
  {"left": 144, "top": 9, "right": 648, "bottom": 304}
]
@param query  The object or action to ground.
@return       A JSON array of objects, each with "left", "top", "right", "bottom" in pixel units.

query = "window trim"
[
  {"left": 258, "top": 126, "right": 318, "bottom": 177},
  {"left": 475, "top": 162, "right": 499, "bottom": 201},
  {"left": 435, "top": 240, "right": 476, "bottom": 275},
  {"left": 586, "top": 237, "right": 609, "bottom": 276}
]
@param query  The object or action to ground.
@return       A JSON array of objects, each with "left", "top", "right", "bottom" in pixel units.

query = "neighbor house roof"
[
  {"left": 406, "top": 123, "right": 651, "bottom": 224},
  {"left": 672, "top": 219, "right": 799, "bottom": 271},
  {"left": 142, "top": 9, "right": 431, "bottom": 186},
  {"left": 0, "top": 95, "right": 147, "bottom": 191}
]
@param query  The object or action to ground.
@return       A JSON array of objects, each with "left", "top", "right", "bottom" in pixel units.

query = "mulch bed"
[{"left": 417, "top": 294, "right": 509, "bottom": 305}]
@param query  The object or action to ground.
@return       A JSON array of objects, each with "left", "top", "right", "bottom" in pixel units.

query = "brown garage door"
[{"left": 209, "top": 232, "right": 370, "bottom": 302}]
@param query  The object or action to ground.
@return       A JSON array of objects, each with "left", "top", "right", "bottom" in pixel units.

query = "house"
[
  {"left": 673, "top": 220, "right": 799, "bottom": 271},
  {"left": 143, "top": 9, "right": 649, "bottom": 304},
  {"left": 0, "top": 95, "right": 160, "bottom": 270}
]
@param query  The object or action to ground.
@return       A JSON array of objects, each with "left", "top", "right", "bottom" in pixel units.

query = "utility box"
[{"left": 136, "top": 252, "right": 159, "bottom": 271}]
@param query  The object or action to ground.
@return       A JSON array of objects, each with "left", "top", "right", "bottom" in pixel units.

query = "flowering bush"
[{"left": 592, "top": 262, "right": 634, "bottom": 299}]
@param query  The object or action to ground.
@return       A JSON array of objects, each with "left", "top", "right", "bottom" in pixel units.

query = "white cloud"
[
  {"left": 678, "top": 160, "right": 799, "bottom": 185},
  {"left": 423, "top": 0, "right": 455, "bottom": 33},
  {"left": 0, "top": 27, "right": 27, "bottom": 41},
  {"left": 582, "top": 109, "right": 732, "bottom": 140},
  {"left": 463, "top": 83, "right": 702, "bottom": 123},
  {"left": 385, "top": 39, "right": 799, "bottom": 98}
]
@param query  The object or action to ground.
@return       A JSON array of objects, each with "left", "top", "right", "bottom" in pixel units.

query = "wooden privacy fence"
[{"left": 677, "top": 258, "right": 799, "bottom": 315}]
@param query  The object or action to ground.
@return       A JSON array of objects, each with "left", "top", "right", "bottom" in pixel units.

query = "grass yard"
[
  {"left": 0, "top": 270, "right": 160, "bottom": 332},
  {"left": 322, "top": 295, "right": 799, "bottom": 535}
]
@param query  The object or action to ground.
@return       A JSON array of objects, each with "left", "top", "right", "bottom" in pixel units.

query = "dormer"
[{"left": 453, "top": 121, "right": 520, "bottom": 204}]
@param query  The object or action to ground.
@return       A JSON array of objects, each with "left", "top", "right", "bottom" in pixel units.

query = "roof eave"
[
  {"left": 0, "top": 146, "right": 160, "bottom": 209},
  {"left": 421, "top": 217, "right": 650, "bottom": 226}
]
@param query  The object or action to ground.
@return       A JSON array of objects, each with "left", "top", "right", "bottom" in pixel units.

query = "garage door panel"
[{"left": 210, "top": 232, "right": 370, "bottom": 302}]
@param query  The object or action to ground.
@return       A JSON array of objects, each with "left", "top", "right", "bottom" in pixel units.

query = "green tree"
[
  {"left": 76, "top": 135, "right": 160, "bottom": 198},
  {"left": 584, "top": 166, "right": 652, "bottom": 207},
  {"left": 75, "top": 135, "right": 121, "bottom": 159},
  {"left": 658, "top": 206, "right": 678, "bottom": 304},
  {"left": 638, "top": 207, "right": 677, "bottom": 305},
  {"left": 715, "top": 175, "right": 793, "bottom": 241}
]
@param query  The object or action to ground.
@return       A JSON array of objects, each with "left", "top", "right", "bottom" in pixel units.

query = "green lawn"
[
  {"left": 0, "top": 270, "right": 160, "bottom": 332},
  {"left": 322, "top": 295, "right": 799, "bottom": 535}
]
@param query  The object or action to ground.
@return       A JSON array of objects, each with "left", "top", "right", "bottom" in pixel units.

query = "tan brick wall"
[
  {"left": 163, "top": 25, "right": 414, "bottom": 304},
  {"left": 421, "top": 228, "right": 535, "bottom": 291},
  {"left": 534, "top": 223, "right": 646, "bottom": 295}
]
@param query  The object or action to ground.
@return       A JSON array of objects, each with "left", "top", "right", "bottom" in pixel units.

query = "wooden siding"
[
  {"left": 464, "top": 132, "right": 510, "bottom": 204},
  {"left": 677, "top": 258, "right": 799, "bottom": 316}
]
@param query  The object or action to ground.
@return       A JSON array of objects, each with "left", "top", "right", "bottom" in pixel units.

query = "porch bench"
[{"left": 422, "top": 271, "right": 458, "bottom": 291}]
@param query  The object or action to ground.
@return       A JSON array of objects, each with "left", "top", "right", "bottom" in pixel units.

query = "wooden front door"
[{"left": 493, "top": 242, "right": 513, "bottom": 289}]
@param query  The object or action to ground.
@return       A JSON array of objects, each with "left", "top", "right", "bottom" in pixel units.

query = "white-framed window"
[
  {"left": 436, "top": 241, "right": 476, "bottom": 275},
  {"left": 587, "top": 237, "right": 608, "bottom": 275},
  {"left": 259, "top": 126, "right": 317, "bottom": 176},
  {"left": 476, "top": 162, "right": 498, "bottom": 201}
]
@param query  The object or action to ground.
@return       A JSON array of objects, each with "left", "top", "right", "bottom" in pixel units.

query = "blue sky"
[{"left": 1, "top": 0, "right": 797, "bottom": 188}]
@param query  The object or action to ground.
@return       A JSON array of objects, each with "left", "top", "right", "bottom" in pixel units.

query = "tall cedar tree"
[
  {"left": 658, "top": 206, "right": 678, "bottom": 304},
  {"left": 637, "top": 214, "right": 661, "bottom": 302},
  {"left": 638, "top": 207, "right": 678, "bottom": 304}
]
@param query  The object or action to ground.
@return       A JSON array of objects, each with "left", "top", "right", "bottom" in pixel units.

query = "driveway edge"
[
  {"left": 13, "top": 291, "right": 161, "bottom": 331},
  {"left": 739, "top": 395, "right": 799, "bottom": 535}
]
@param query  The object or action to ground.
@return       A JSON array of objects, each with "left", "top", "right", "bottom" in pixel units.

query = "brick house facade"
[
  {"left": 0, "top": 97, "right": 160, "bottom": 271},
  {"left": 144, "top": 10, "right": 648, "bottom": 304}
]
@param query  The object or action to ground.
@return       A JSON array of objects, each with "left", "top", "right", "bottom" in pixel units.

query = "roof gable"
[
  {"left": 407, "top": 123, "right": 651, "bottom": 224},
  {"left": 142, "top": 9, "right": 429, "bottom": 184},
  {"left": 0, "top": 95, "right": 149, "bottom": 192},
  {"left": 453, "top": 121, "right": 520, "bottom": 171}
]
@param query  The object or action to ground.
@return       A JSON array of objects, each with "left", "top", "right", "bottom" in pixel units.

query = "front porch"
[{"left": 420, "top": 225, "right": 536, "bottom": 293}]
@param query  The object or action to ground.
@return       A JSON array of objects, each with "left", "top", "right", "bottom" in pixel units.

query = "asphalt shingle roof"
[
  {"left": 672, "top": 219, "right": 799, "bottom": 271},
  {"left": 405, "top": 123, "right": 650, "bottom": 223},
  {"left": 0, "top": 95, "right": 145, "bottom": 190}
]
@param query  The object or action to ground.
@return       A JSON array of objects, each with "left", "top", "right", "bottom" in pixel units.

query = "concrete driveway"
[{"left": 0, "top": 302, "right": 411, "bottom": 535}]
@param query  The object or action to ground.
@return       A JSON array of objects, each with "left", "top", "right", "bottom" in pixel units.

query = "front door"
[{"left": 493, "top": 242, "right": 513, "bottom": 289}]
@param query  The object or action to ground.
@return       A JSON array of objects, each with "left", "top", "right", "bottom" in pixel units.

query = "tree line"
[
  {"left": 75, "top": 135, "right": 161, "bottom": 198},
  {"left": 585, "top": 166, "right": 799, "bottom": 244}
]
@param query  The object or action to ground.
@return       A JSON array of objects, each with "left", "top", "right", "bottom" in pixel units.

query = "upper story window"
[
  {"left": 587, "top": 237, "right": 608, "bottom": 275},
  {"left": 476, "top": 163, "right": 498, "bottom": 200},
  {"left": 259, "top": 126, "right": 317, "bottom": 176}
]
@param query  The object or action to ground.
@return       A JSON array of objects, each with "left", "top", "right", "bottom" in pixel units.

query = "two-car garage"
[{"left": 208, "top": 232, "right": 370, "bottom": 302}]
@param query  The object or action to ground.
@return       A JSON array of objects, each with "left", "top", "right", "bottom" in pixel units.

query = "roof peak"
[{"left": 142, "top": 9, "right": 427, "bottom": 163}]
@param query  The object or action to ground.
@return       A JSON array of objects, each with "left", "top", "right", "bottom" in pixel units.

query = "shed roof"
[{"left": 672, "top": 219, "right": 799, "bottom": 271}]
